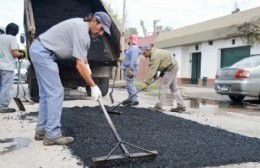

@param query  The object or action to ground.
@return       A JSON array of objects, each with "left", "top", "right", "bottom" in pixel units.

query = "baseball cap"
[
  {"left": 140, "top": 45, "right": 152, "bottom": 54},
  {"left": 130, "top": 34, "right": 138, "bottom": 45},
  {"left": 94, "top": 11, "right": 111, "bottom": 35}
]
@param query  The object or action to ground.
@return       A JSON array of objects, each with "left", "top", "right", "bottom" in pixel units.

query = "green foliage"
[
  {"left": 237, "top": 22, "right": 260, "bottom": 47},
  {"left": 162, "top": 26, "right": 173, "bottom": 32},
  {"left": 125, "top": 27, "right": 138, "bottom": 37},
  {"left": 102, "top": 0, "right": 122, "bottom": 28}
]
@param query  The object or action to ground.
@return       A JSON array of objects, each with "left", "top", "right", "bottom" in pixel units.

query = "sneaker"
[
  {"left": 35, "top": 130, "right": 45, "bottom": 140},
  {"left": 170, "top": 106, "right": 186, "bottom": 113},
  {"left": 43, "top": 136, "right": 74, "bottom": 146},
  {"left": 0, "top": 108, "right": 16, "bottom": 113},
  {"left": 148, "top": 106, "right": 163, "bottom": 112},
  {"left": 126, "top": 101, "right": 139, "bottom": 106}
]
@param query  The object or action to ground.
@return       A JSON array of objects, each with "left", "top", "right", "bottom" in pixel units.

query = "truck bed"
[
  {"left": 29, "top": 0, "right": 121, "bottom": 64},
  {"left": 25, "top": 0, "right": 121, "bottom": 98}
]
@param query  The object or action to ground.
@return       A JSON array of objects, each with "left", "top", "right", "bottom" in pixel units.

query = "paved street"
[{"left": 1, "top": 84, "right": 260, "bottom": 168}]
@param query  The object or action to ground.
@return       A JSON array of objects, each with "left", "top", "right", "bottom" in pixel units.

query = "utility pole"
[{"left": 120, "top": 0, "right": 126, "bottom": 79}]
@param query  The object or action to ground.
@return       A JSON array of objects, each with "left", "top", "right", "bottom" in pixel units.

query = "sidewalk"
[{"left": 110, "top": 80, "right": 227, "bottom": 101}]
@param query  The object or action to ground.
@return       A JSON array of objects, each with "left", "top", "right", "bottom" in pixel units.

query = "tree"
[
  {"left": 162, "top": 26, "right": 173, "bottom": 32},
  {"left": 125, "top": 27, "right": 138, "bottom": 37},
  {"left": 237, "top": 22, "right": 260, "bottom": 47},
  {"left": 102, "top": 0, "right": 122, "bottom": 29}
]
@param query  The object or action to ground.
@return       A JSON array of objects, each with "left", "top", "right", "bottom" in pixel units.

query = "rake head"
[{"left": 92, "top": 151, "right": 158, "bottom": 167}]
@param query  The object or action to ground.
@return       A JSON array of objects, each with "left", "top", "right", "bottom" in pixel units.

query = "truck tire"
[
  {"left": 229, "top": 95, "right": 245, "bottom": 102},
  {"left": 86, "top": 77, "right": 109, "bottom": 97},
  {"left": 27, "top": 65, "right": 39, "bottom": 102}
]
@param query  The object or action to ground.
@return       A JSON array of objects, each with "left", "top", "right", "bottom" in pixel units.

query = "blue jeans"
[
  {"left": 29, "top": 40, "right": 64, "bottom": 139},
  {"left": 0, "top": 70, "right": 14, "bottom": 109},
  {"left": 125, "top": 72, "right": 138, "bottom": 102}
]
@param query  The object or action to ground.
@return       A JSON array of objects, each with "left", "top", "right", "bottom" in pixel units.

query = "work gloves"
[
  {"left": 126, "top": 69, "right": 134, "bottom": 78},
  {"left": 18, "top": 50, "right": 26, "bottom": 59},
  {"left": 141, "top": 70, "right": 166, "bottom": 90},
  {"left": 86, "top": 64, "right": 92, "bottom": 75},
  {"left": 159, "top": 70, "right": 166, "bottom": 77},
  {"left": 142, "top": 82, "right": 149, "bottom": 90},
  {"left": 91, "top": 85, "right": 102, "bottom": 101}
]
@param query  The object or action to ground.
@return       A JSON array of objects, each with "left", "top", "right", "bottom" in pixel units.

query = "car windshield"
[{"left": 231, "top": 56, "right": 260, "bottom": 68}]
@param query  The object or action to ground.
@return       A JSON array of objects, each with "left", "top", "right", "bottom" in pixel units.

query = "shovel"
[
  {"left": 20, "top": 77, "right": 34, "bottom": 104},
  {"left": 14, "top": 58, "right": 26, "bottom": 111},
  {"left": 109, "top": 62, "right": 119, "bottom": 104}
]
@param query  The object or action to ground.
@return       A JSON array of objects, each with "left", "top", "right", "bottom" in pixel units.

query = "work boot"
[
  {"left": 43, "top": 136, "right": 74, "bottom": 146},
  {"left": 126, "top": 101, "right": 139, "bottom": 106},
  {"left": 35, "top": 130, "right": 45, "bottom": 140},
  {"left": 170, "top": 106, "right": 186, "bottom": 113},
  {"left": 148, "top": 106, "right": 163, "bottom": 112},
  {"left": 0, "top": 108, "right": 16, "bottom": 113}
]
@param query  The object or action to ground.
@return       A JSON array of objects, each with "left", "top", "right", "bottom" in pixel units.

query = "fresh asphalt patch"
[{"left": 20, "top": 106, "right": 260, "bottom": 168}]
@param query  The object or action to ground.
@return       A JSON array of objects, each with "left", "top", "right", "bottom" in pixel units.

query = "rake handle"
[
  {"left": 110, "top": 75, "right": 161, "bottom": 111},
  {"left": 98, "top": 99, "right": 130, "bottom": 155}
]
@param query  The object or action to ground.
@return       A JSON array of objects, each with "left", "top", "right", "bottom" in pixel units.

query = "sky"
[
  {"left": 0, "top": 0, "right": 260, "bottom": 37},
  {"left": 0, "top": 0, "right": 24, "bottom": 48},
  {"left": 0, "top": 0, "right": 24, "bottom": 32},
  {"left": 104, "top": 0, "right": 260, "bottom": 36}
]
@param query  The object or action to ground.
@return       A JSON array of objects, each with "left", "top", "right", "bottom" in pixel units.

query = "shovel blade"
[
  {"left": 14, "top": 98, "right": 26, "bottom": 111},
  {"left": 109, "top": 92, "right": 114, "bottom": 104}
]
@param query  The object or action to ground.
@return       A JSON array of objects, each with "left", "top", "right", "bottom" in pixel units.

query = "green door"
[
  {"left": 191, "top": 52, "right": 201, "bottom": 84},
  {"left": 221, "top": 46, "right": 250, "bottom": 68}
]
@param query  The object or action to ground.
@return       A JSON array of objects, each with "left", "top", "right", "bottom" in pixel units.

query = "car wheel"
[{"left": 229, "top": 95, "right": 245, "bottom": 102}]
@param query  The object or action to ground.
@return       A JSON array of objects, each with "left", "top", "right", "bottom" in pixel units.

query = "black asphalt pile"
[
  {"left": 21, "top": 106, "right": 260, "bottom": 168},
  {"left": 60, "top": 106, "right": 260, "bottom": 168}
]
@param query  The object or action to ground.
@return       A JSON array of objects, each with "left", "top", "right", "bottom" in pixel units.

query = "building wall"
[
  {"left": 136, "top": 56, "right": 150, "bottom": 81},
  {"left": 136, "top": 37, "right": 260, "bottom": 87},
  {"left": 168, "top": 37, "right": 260, "bottom": 87}
]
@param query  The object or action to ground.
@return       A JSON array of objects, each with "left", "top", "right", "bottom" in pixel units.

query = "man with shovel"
[
  {"left": 141, "top": 45, "right": 186, "bottom": 113},
  {"left": 0, "top": 23, "right": 25, "bottom": 113},
  {"left": 29, "top": 12, "right": 111, "bottom": 145}
]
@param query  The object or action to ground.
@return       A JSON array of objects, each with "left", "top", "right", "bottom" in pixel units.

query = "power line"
[{"left": 129, "top": 0, "right": 257, "bottom": 12}]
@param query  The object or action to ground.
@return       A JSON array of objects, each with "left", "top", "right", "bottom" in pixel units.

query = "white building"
[{"left": 155, "top": 7, "right": 260, "bottom": 87}]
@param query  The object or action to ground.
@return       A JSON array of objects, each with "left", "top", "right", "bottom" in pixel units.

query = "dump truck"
[{"left": 24, "top": 0, "right": 121, "bottom": 99}]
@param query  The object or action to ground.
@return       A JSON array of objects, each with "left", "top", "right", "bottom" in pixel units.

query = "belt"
[
  {"left": 166, "top": 63, "right": 175, "bottom": 71},
  {"left": 35, "top": 37, "right": 55, "bottom": 59}
]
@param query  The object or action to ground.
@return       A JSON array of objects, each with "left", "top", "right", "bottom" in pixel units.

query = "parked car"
[
  {"left": 14, "top": 60, "right": 30, "bottom": 83},
  {"left": 214, "top": 55, "right": 260, "bottom": 102}
]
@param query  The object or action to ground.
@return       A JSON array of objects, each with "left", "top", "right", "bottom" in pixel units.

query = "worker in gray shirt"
[
  {"left": 29, "top": 12, "right": 111, "bottom": 146},
  {"left": 121, "top": 34, "right": 140, "bottom": 106},
  {"left": 0, "top": 23, "right": 24, "bottom": 113}
]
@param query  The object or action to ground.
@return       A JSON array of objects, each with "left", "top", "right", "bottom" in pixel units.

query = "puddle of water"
[
  {"left": 186, "top": 98, "right": 260, "bottom": 112},
  {"left": 0, "top": 137, "right": 31, "bottom": 154}
]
